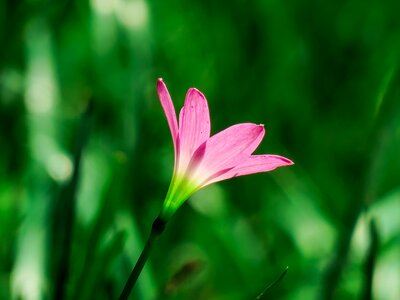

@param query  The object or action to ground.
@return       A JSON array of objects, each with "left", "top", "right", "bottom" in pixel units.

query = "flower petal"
[
  {"left": 157, "top": 79, "right": 179, "bottom": 152},
  {"left": 178, "top": 88, "right": 211, "bottom": 171},
  {"left": 203, "top": 154, "right": 294, "bottom": 186},
  {"left": 190, "top": 123, "right": 265, "bottom": 183}
]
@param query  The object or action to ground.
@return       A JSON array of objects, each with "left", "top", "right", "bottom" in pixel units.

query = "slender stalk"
[
  {"left": 362, "top": 218, "right": 379, "bottom": 300},
  {"left": 118, "top": 217, "right": 166, "bottom": 300},
  {"left": 119, "top": 231, "right": 156, "bottom": 300},
  {"left": 256, "top": 266, "right": 289, "bottom": 299},
  {"left": 52, "top": 100, "right": 93, "bottom": 299}
]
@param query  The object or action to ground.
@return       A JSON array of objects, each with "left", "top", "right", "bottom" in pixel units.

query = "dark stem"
[
  {"left": 256, "top": 266, "right": 289, "bottom": 299},
  {"left": 118, "top": 217, "right": 167, "bottom": 300},
  {"left": 320, "top": 204, "right": 363, "bottom": 300},
  {"left": 362, "top": 218, "right": 379, "bottom": 300},
  {"left": 52, "top": 100, "right": 93, "bottom": 299}
]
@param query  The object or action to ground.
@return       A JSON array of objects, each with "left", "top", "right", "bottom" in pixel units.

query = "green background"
[{"left": 1, "top": 0, "right": 399, "bottom": 299}]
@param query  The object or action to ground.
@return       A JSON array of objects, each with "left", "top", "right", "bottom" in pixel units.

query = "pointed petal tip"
[
  {"left": 157, "top": 78, "right": 165, "bottom": 89},
  {"left": 281, "top": 157, "right": 294, "bottom": 165},
  {"left": 242, "top": 123, "right": 264, "bottom": 131},
  {"left": 187, "top": 87, "right": 207, "bottom": 100},
  {"left": 183, "top": 87, "right": 209, "bottom": 111},
  {"left": 255, "top": 124, "right": 265, "bottom": 136},
  {"left": 258, "top": 124, "right": 265, "bottom": 133},
  {"left": 261, "top": 154, "right": 294, "bottom": 166}
]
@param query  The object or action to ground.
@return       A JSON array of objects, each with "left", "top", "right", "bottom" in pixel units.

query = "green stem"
[
  {"left": 118, "top": 217, "right": 166, "bottom": 300},
  {"left": 362, "top": 218, "right": 379, "bottom": 300},
  {"left": 256, "top": 266, "right": 289, "bottom": 299}
]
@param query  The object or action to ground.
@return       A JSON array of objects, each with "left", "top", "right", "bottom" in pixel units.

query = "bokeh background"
[{"left": 1, "top": 0, "right": 399, "bottom": 299}]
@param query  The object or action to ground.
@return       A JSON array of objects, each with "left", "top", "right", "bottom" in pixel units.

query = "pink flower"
[{"left": 157, "top": 79, "right": 293, "bottom": 220}]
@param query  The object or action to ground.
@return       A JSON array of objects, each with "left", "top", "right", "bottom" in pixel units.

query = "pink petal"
[
  {"left": 203, "top": 154, "right": 293, "bottom": 186},
  {"left": 178, "top": 88, "right": 211, "bottom": 170},
  {"left": 190, "top": 123, "right": 265, "bottom": 181},
  {"left": 157, "top": 79, "right": 179, "bottom": 152}
]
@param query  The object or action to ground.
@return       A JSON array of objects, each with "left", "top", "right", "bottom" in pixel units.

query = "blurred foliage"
[{"left": 0, "top": 0, "right": 399, "bottom": 299}]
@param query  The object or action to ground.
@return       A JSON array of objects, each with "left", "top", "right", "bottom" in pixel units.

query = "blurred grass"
[{"left": 0, "top": 0, "right": 400, "bottom": 299}]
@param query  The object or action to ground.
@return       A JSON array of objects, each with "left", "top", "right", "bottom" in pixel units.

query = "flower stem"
[{"left": 118, "top": 217, "right": 166, "bottom": 300}]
